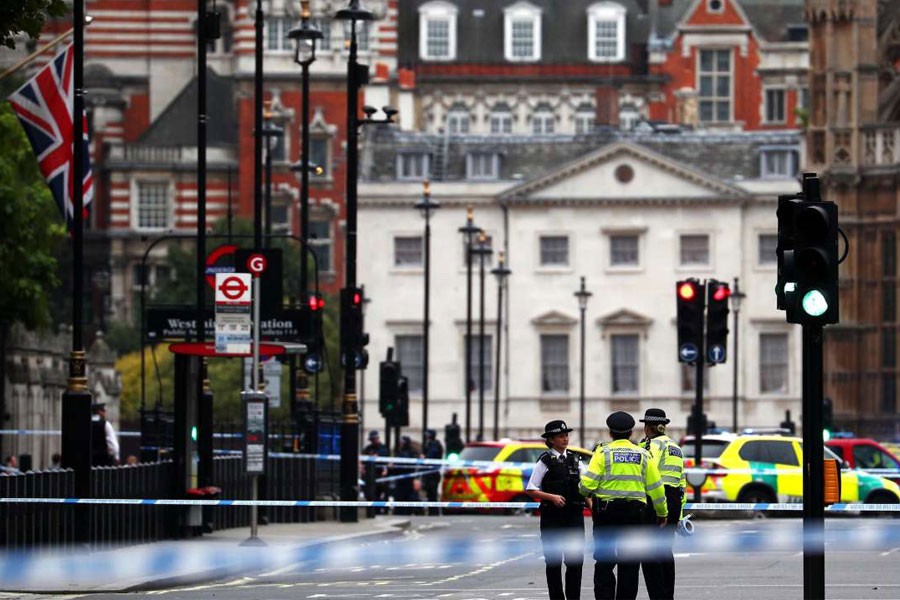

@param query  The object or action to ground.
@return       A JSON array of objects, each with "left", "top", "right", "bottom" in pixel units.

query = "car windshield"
[
  {"left": 798, "top": 443, "right": 843, "bottom": 462},
  {"left": 459, "top": 446, "right": 501, "bottom": 462},
  {"left": 682, "top": 442, "right": 728, "bottom": 459}
]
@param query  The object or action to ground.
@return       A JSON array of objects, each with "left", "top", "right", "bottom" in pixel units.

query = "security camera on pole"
[{"left": 776, "top": 172, "right": 844, "bottom": 600}]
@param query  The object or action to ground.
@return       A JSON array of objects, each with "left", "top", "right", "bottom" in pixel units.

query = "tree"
[{"left": 0, "top": 0, "right": 68, "bottom": 50}]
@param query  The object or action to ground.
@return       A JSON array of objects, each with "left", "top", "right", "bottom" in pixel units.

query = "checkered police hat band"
[{"left": 642, "top": 416, "right": 668, "bottom": 423}]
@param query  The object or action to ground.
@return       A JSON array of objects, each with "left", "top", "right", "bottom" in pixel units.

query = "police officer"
[
  {"left": 638, "top": 409, "right": 686, "bottom": 600},
  {"left": 422, "top": 429, "right": 444, "bottom": 515},
  {"left": 526, "top": 420, "right": 589, "bottom": 600},
  {"left": 579, "top": 411, "right": 668, "bottom": 600}
]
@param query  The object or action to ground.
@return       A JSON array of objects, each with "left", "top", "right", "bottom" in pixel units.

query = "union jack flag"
[{"left": 7, "top": 43, "right": 93, "bottom": 229}]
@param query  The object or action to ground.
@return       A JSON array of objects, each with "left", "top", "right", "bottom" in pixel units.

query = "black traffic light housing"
[
  {"left": 823, "top": 397, "right": 834, "bottom": 432},
  {"left": 776, "top": 193, "right": 802, "bottom": 311},
  {"left": 340, "top": 286, "right": 370, "bottom": 369},
  {"left": 705, "top": 280, "right": 730, "bottom": 365},
  {"left": 445, "top": 421, "right": 464, "bottom": 458},
  {"left": 389, "top": 375, "right": 410, "bottom": 427},
  {"left": 676, "top": 279, "right": 704, "bottom": 363},
  {"left": 301, "top": 294, "right": 325, "bottom": 374},
  {"left": 379, "top": 354, "right": 400, "bottom": 418}
]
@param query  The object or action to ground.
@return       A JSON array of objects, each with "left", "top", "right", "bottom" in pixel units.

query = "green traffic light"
[
  {"left": 447, "top": 452, "right": 460, "bottom": 462},
  {"left": 191, "top": 426, "right": 198, "bottom": 442},
  {"left": 823, "top": 429, "right": 831, "bottom": 442},
  {"left": 802, "top": 290, "right": 828, "bottom": 316}
]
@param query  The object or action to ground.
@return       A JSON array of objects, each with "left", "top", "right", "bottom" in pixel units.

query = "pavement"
[{"left": 0, "top": 516, "right": 412, "bottom": 594}]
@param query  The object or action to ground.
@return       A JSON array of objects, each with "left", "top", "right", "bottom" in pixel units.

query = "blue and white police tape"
[
  {"left": 2, "top": 521, "right": 900, "bottom": 589},
  {"left": 2, "top": 497, "right": 900, "bottom": 511}
]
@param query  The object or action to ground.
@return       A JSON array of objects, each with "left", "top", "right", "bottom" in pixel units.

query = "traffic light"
[
  {"left": 388, "top": 375, "right": 410, "bottom": 427},
  {"left": 705, "top": 280, "right": 730, "bottom": 365},
  {"left": 379, "top": 357, "right": 400, "bottom": 418},
  {"left": 823, "top": 397, "right": 834, "bottom": 441},
  {"left": 776, "top": 193, "right": 802, "bottom": 311},
  {"left": 340, "top": 286, "right": 370, "bottom": 369},
  {"left": 445, "top": 422, "right": 463, "bottom": 460},
  {"left": 676, "top": 279, "right": 704, "bottom": 363},
  {"left": 301, "top": 294, "right": 325, "bottom": 374},
  {"left": 784, "top": 174, "right": 840, "bottom": 325}
]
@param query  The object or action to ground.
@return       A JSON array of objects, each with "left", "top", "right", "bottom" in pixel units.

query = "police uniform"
[
  {"left": 579, "top": 411, "right": 668, "bottom": 600},
  {"left": 527, "top": 420, "right": 586, "bottom": 600},
  {"left": 638, "top": 409, "right": 686, "bottom": 600}
]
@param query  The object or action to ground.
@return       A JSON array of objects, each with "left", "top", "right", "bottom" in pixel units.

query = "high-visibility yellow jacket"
[
  {"left": 579, "top": 439, "right": 668, "bottom": 518},
  {"left": 644, "top": 434, "right": 686, "bottom": 519}
]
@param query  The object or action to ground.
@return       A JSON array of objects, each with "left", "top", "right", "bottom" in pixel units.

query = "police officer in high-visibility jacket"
[
  {"left": 579, "top": 411, "right": 668, "bottom": 600},
  {"left": 638, "top": 408, "right": 686, "bottom": 600}
]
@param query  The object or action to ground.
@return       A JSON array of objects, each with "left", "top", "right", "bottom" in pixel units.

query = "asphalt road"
[{"left": 7, "top": 516, "right": 900, "bottom": 600}]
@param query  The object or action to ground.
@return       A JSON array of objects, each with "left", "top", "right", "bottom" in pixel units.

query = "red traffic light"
[
  {"left": 309, "top": 295, "right": 325, "bottom": 311},
  {"left": 712, "top": 285, "right": 731, "bottom": 302},
  {"left": 678, "top": 282, "right": 697, "bottom": 301},
  {"left": 352, "top": 291, "right": 362, "bottom": 305}
]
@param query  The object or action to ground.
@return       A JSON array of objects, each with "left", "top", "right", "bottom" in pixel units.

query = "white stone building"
[{"left": 358, "top": 128, "right": 803, "bottom": 447}]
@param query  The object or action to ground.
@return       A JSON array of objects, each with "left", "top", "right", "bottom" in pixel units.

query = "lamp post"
[
  {"left": 458, "top": 207, "right": 481, "bottom": 442},
  {"left": 413, "top": 180, "right": 440, "bottom": 444},
  {"left": 335, "top": 0, "right": 396, "bottom": 523},
  {"left": 730, "top": 277, "right": 745, "bottom": 433},
  {"left": 574, "top": 276, "right": 592, "bottom": 447},
  {"left": 490, "top": 252, "right": 511, "bottom": 441},
  {"left": 471, "top": 231, "right": 492, "bottom": 440},
  {"left": 261, "top": 105, "right": 283, "bottom": 246}
]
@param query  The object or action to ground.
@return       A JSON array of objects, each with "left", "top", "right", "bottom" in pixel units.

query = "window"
[
  {"left": 681, "top": 364, "right": 709, "bottom": 393},
  {"left": 739, "top": 440, "right": 799, "bottom": 466},
  {"left": 343, "top": 21, "right": 369, "bottom": 52},
  {"left": 883, "top": 232, "right": 896, "bottom": 277},
  {"left": 540, "top": 236, "right": 569, "bottom": 266},
  {"left": 884, "top": 287, "right": 896, "bottom": 322},
  {"left": 507, "top": 447, "right": 545, "bottom": 463},
  {"left": 611, "top": 334, "right": 638, "bottom": 393},
  {"left": 137, "top": 182, "right": 170, "bottom": 229},
  {"left": 446, "top": 104, "right": 470, "bottom": 134},
  {"left": 588, "top": 3, "right": 626, "bottom": 61},
  {"left": 610, "top": 234, "right": 638, "bottom": 266},
  {"left": 464, "top": 334, "right": 493, "bottom": 393},
  {"left": 883, "top": 374, "right": 897, "bottom": 414},
  {"left": 267, "top": 129, "right": 286, "bottom": 162},
  {"left": 541, "top": 335, "right": 570, "bottom": 393},
  {"left": 394, "top": 235, "right": 423, "bottom": 267},
  {"left": 466, "top": 152, "right": 499, "bottom": 180},
  {"left": 679, "top": 234, "right": 710, "bottom": 266},
  {"left": 883, "top": 329, "right": 895, "bottom": 368},
  {"left": 309, "top": 220, "right": 332, "bottom": 272},
  {"left": 532, "top": 104, "right": 555, "bottom": 134},
  {"left": 758, "top": 233, "right": 777, "bottom": 265},
  {"left": 310, "top": 137, "right": 330, "bottom": 176},
  {"left": 504, "top": 3, "right": 541, "bottom": 61},
  {"left": 490, "top": 104, "right": 513, "bottom": 134},
  {"left": 698, "top": 49, "right": 731, "bottom": 123},
  {"left": 619, "top": 103, "right": 640, "bottom": 131},
  {"left": 132, "top": 264, "right": 149, "bottom": 289},
  {"left": 310, "top": 18, "right": 331, "bottom": 50},
  {"left": 266, "top": 16, "right": 291, "bottom": 52},
  {"left": 419, "top": 1, "right": 457, "bottom": 60},
  {"left": 574, "top": 103, "right": 595, "bottom": 134},
  {"left": 760, "top": 333, "right": 788, "bottom": 393},
  {"left": 854, "top": 444, "right": 900, "bottom": 470},
  {"left": 797, "top": 86, "right": 809, "bottom": 110},
  {"left": 765, "top": 88, "right": 786, "bottom": 123},
  {"left": 397, "top": 153, "right": 430, "bottom": 180},
  {"left": 760, "top": 148, "right": 799, "bottom": 178},
  {"left": 396, "top": 335, "right": 424, "bottom": 393},
  {"left": 271, "top": 202, "right": 290, "bottom": 233}
]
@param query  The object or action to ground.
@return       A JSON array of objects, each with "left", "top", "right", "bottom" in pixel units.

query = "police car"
[
  {"left": 698, "top": 435, "right": 900, "bottom": 505},
  {"left": 441, "top": 440, "right": 592, "bottom": 512}
]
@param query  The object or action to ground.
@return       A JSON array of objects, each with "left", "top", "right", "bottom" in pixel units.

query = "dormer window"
[
  {"left": 504, "top": 2, "right": 542, "bottom": 62},
  {"left": 588, "top": 3, "right": 626, "bottom": 62},
  {"left": 419, "top": 1, "right": 457, "bottom": 60}
]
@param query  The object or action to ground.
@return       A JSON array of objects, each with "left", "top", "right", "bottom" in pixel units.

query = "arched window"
[
  {"left": 532, "top": 103, "right": 555, "bottom": 134},
  {"left": 490, "top": 103, "right": 513, "bottom": 134},
  {"left": 446, "top": 103, "right": 470, "bottom": 134},
  {"left": 419, "top": 1, "right": 458, "bottom": 60},
  {"left": 504, "top": 1, "right": 542, "bottom": 62},
  {"left": 574, "top": 103, "right": 595, "bottom": 134},
  {"left": 587, "top": 2, "right": 626, "bottom": 62}
]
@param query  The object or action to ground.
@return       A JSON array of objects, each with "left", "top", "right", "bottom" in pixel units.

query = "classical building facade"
[{"left": 806, "top": 0, "right": 900, "bottom": 438}]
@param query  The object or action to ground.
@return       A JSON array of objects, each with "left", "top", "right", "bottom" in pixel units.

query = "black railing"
[{"left": 0, "top": 468, "right": 74, "bottom": 550}]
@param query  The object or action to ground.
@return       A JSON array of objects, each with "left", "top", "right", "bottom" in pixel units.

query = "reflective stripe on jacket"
[
  {"left": 645, "top": 435, "right": 686, "bottom": 489},
  {"left": 578, "top": 439, "right": 668, "bottom": 518}
]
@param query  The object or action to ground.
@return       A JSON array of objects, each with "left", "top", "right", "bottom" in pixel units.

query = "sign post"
[
  {"left": 214, "top": 273, "right": 252, "bottom": 355},
  {"left": 240, "top": 390, "right": 267, "bottom": 545}
]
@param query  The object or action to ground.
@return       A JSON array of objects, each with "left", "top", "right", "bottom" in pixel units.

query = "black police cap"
[
  {"left": 606, "top": 411, "right": 635, "bottom": 433},
  {"left": 541, "top": 420, "right": 574, "bottom": 439}
]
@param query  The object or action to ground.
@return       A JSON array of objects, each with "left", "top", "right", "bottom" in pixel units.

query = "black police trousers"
[
  {"left": 540, "top": 502, "right": 585, "bottom": 600},
  {"left": 641, "top": 486, "right": 684, "bottom": 600},
  {"left": 591, "top": 499, "right": 645, "bottom": 600}
]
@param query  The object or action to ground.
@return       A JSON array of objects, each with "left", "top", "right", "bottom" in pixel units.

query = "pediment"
[
  {"left": 596, "top": 308, "right": 653, "bottom": 328},
  {"left": 531, "top": 310, "right": 578, "bottom": 327},
  {"left": 499, "top": 141, "right": 747, "bottom": 204}
]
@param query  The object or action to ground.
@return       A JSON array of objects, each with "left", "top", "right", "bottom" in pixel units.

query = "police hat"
[
  {"left": 91, "top": 402, "right": 106, "bottom": 411},
  {"left": 368, "top": 430, "right": 380, "bottom": 440},
  {"left": 606, "top": 411, "right": 635, "bottom": 433},
  {"left": 541, "top": 420, "right": 574, "bottom": 439},
  {"left": 639, "top": 408, "right": 670, "bottom": 425},
  {"left": 425, "top": 429, "right": 436, "bottom": 438}
]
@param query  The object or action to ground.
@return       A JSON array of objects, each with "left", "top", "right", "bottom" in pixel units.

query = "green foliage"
[
  {"left": 0, "top": 103, "right": 65, "bottom": 331},
  {"left": 0, "top": 0, "right": 68, "bottom": 49},
  {"left": 104, "top": 319, "right": 141, "bottom": 356}
]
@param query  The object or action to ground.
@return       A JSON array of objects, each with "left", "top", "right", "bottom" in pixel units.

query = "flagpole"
[
  {"left": 0, "top": 27, "right": 75, "bottom": 82},
  {"left": 61, "top": 0, "right": 93, "bottom": 545}
]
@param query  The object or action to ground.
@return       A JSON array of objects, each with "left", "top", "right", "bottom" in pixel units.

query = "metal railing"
[{"left": 0, "top": 468, "right": 74, "bottom": 550}]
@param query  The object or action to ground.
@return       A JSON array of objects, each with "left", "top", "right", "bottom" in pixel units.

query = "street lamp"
[
  {"left": 413, "top": 180, "right": 440, "bottom": 444},
  {"left": 261, "top": 104, "right": 283, "bottom": 246},
  {"left": 574, "top": 276, "right": 592, "bottom": 447},
  {"left": 458, "top": 207, "right": 481, "bottom": 442},
  {"left": 471, "top": 231, "right": 493, "bottom": 440},
  {"left": 490, "top": 252, "right": 511, "bottom": 441},
  {"left": 334, "top": 0, "right": 395, "bottom": 524},
  {"left": 730, "top": 277, "right": 746, "bottom": 433}
]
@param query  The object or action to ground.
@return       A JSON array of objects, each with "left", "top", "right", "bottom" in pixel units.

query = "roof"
[
  {"left": 140, "top": 68, "right": 237, "bottom": 147},
  {"left": 737, "top": 0, "right": 807, "bottom": 43}
]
